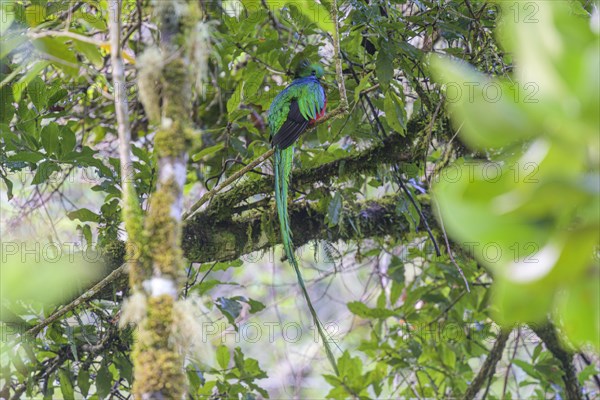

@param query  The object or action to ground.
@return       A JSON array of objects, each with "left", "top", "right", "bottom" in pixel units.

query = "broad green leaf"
[
  {"left": 347, "top": 301, "right": 396, "bottom": 319},
  {"left": 25, "top": 4, "right": 46, "bottom": 27},
  {"left": 556, "top": 275, "right": 600, "bottom": 349},
  {"left": 31, "top": 161, "right": 60, "bottom": 185},
  {"left": 59, "top": 126, "right": 77, "bottom": 156},
  {"left": 216, "top": 345, "right": 230, "bottom": 369},
  {"left": 32, "top": 37, "right": 78, "bottom": 76},
  {"left": 227, "top": 83, "right": 243, "bottom": 118},
  {"left": 192, "top": 143, "right": 225, "bottom": 161},
  {"left": 216, "top": 297, "right": 242, "bottom": 328},
  {"left": 58, "top": 370, "right": 75, "bottom": 400},
  {"left": 376, "top": 41, "right": 395, "bottom": 92},
  {"left": 28, "top": 76, "right": 47, "bottom": 110},
  {"left": 67, "top": 208, "right": 100, "bottom": 223},
  {"left": 260, "top": 0, "right": 333, "bottom": 33},
  {"left": 0, "top": 34, "right": 27, "bottom": 59},
  {"left": 232, "top": 296, "right": 266, "bottom": 313},
  {"left": 41, "top": 122, "right": 60, "bottom": 156},
  {"left": 73, "top": 39, "right": 104, "bottom": 68},
  {"left": 326, "top": 191, "right": 342, "bottom": 227},
  {"left": 13, "top": 61, "right": 51, "bottom": 103},
  {"left": 384, "top": 89, "right": 406, "bottom": 134},
  {"left": 353, "top": 72, "right": 372, "bottom": 103},
  {"left": 1, "top": 175, "right": 13, "bottom": 200},
  {"left": 95, "top": 364, "right": 111, "bottom": 399},
  {"left": 77, "top": 369, "right": 90, "bottom": 398},
  {"left": 0, "top": 84, "right": 15, "bottom": 124},
  {"left": 8, "top": 152, "right": 45, "bottom": 163},
  {"left": 430, "top": 56, "right": 538, "bottom": 149}
]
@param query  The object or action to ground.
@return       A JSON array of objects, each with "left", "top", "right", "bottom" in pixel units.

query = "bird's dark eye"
[{"left": 311, "top": 70, "right": 316, "bottom": 76}]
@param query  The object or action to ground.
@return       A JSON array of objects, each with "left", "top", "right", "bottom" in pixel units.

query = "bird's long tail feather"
[{"left": 274, "top": 146, "right": 339, "bottom": 375}]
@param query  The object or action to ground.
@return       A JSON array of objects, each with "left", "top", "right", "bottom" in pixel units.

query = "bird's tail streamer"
[{"left": 273, "top": 146, "right": 339, "bottom": 375}]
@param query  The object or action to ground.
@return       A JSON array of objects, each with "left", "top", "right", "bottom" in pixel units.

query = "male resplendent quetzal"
[{"left": 268, "top": 60, "right": 338, "bottom": 372}]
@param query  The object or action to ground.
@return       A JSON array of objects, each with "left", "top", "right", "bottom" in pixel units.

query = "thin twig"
[
  {"left": 183, "top": 148, "right": 274, "bottom": 220},
  {"left": 108, "top": 0, "right": 134, "bottom": 198},
  {"left": 25, "top": 265, "right": 127, "bottom": 338},
  {"left": 331, "top": 0, "right": 348, "bottom": 112},
  {"left": 435, "top": 200, "right": 470, "bottom": 292}
]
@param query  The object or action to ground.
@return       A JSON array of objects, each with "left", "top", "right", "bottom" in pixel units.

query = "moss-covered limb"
[
  {"left": 464, "top": 329, "right": 511, "bottom": 400},
  {"left": 198, "top": 131, "right": 418, "bottom": 222},
  {"left": 132, "top": 295, "right": 186, "bottom": 399},
  {"left": 531, "top": 322, "right": 583, "bottom": 400},
  {"left": 144, "top": 180, "right": 184, "bottom": 280},
  {"left": 183, "top": 194, "right": 426, "bottom": 263},
  {"left": 23, "top": 195, "right": 435, "bottom": 337}
]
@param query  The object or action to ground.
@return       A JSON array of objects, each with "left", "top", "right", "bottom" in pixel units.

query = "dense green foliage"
[{"left": 0, "top": 0, "right": 598, "bottom": 399}]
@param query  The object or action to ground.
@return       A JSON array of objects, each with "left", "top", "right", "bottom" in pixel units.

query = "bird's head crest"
[{"left": 295, "top": 60, "right": 324, "bottom": 79}]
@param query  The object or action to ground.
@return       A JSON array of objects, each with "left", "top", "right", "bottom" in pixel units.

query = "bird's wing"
[
  {"left": 271, "top": 81, "right": 326, "bottom": 150},
  {"left": 271, "top": 99, "right": 310, "bottom": 149}
]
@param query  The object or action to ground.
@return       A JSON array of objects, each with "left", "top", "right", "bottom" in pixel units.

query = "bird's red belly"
[{"left": 309, "top": 98, "right": 327, "bottom": 125}]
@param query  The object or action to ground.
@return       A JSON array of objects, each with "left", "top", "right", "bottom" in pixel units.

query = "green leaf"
[
  {"left": 384, "top": 89, "right": 406, "bottom": 134},
  {"left": 556, "top": 276, "right": 600, "bottom": 349},
  {"left": 58, "top": 370, "right": 75, "bottom": 400},
  {"left": 77, "top": 369, "right": 91, "bottom": 398},
  {"left": 0, "top": 84, "right": 15, "bottom": 124},
  {"left": 353, "top": 72, "right": 373, "bottom": 103},
  {"left": 0, "top": 34, "right": 27, "bottom": 59},
  {"left": 114, "top": 353, "right": 133, "bottom": 383},
  {"left": 32, "top": 37, "right": 78, "bottom": 75},
  {"left": 25, "top": 4, "right": 46, "bottom": 27},
  {"left": 1, "top": 175, "right": 13, "bottom": 200},
  {"left": 216, "top": 297, "right": 242, "bottom": 328},
  {"left": 578, "top": 363, "right": 599, "bottom": 385},
  {"left": 59, "top": 126, "right": 76, "bottom": 157},
  {"left": 347, "top": 301, "right": 396, "bottom": 319},
  {"left": 41, "top": 122, "right": 60, "bottom": 156},
  {"left": 259, "top": 0, "right": 333, "bottom": 33},
  {"left": 81, "top": 224, "right": 93, "bottom": 247},
  {"left": 13, "top": 61, "right": 51, "bottom": 103},
  {"left": 28, "top": 76, "right": 47, "bottom": 110},
  {"left": 513, "top": 359, "right": 542, "bottom": 380},
  {"left": 216, "top": 345, "right": 230, "bottom": 369},
  {"left": 192, "top": 143, "right": 225, "bottom": 161},
  {"left": 95, "top": 364, "right": 111, "bottom": 399},
  {"left": 232, "top": 296, "right": 266, "bottom": 314},
  {"left": 31, "top": 161, "right": 59, "bottom": 185},
  {"left": 8, "top": 152, "right": 45, "bottom": 163},
  {"left": 376, "top": 41, "right": 395, "bottom": 92},
  {"left": 227, "top": 83, "right": 243, "bottom": 118},
  {"left": 73, "top": 39, "right": 104, "bottom": 68},
  {"left": 430, "top": 56, "right": 537, "bottom": 149},
  {"left": 327, "top": 191, "right": 342, "bottom": 227},
  {"left": 67, "top": 208, "right": 100, "bottom": 223}
]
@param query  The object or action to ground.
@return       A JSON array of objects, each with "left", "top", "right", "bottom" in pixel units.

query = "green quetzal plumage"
[{"left": 268, "top": 61, "right": 338, "bottom": 373}]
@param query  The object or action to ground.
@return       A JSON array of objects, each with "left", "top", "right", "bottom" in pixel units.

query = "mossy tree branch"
[
  {"left": 194, "top": 129, "right": 420, "bottom": 222},
  {"left": 464, "top": 329, "right": 511, "bottom": 400},
  {"left": 531, "top": 322, "right": 583, "bottom": 400},
  {"left": 23, "top": 130, "right": 428, "bottom": 339}
]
